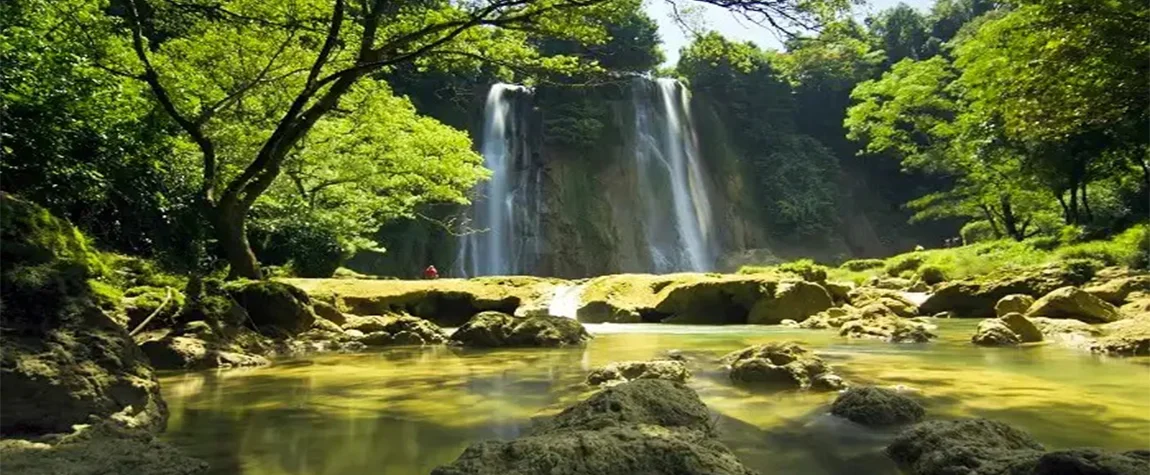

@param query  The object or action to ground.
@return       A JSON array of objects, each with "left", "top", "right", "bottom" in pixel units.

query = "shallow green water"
[{"left": 160, "top": 321, "right": 1150, "bottom": 474}]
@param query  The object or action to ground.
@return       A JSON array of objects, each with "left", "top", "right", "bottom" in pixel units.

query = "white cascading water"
[
  {"left": 456, "top": 84, "right": 529, "bottom": 277},
  {"left": 546, "top": 283, "right": 587, "bottom": 319},
  {"left": 632, "top": 77, "right": 716, "bottom": 272}
]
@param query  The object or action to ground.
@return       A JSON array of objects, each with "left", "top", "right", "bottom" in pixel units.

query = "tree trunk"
[
  {"left": 1067, "top": 186, "right": 1079, "bottom": 225},
  {"left": 980, "top": 204, "right": 1003, "bottom": 239},
  {"left": 213, "top": 201, "right": 262, "bottom": 280},
  {"left": 1080, "top": 180, "right": 1092, "bottom": 223},
  {"left": 999, "top": 195, "right": 1023, "bottom": 241}
]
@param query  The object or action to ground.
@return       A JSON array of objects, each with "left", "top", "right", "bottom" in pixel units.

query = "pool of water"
[{"left": 160, "top": 321, "right": 1150, "bottom": 474}]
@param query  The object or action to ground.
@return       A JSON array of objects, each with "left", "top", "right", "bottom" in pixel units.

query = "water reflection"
[{"left": 161, "top": 322, "right": 1150, "bottom": 474}]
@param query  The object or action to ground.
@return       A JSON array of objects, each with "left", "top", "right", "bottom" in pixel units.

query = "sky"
[{"left": 646, "top": 0, "right": 936, "bottom": 65}]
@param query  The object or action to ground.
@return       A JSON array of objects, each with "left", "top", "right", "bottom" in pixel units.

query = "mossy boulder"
[
  {"left": 721, "top": 342, "right": 844, "bottom": 391},
  {"left": 0, "top": 194, "right": 166, "bottom": 436},
  {"left": 887, "top": 418, "right": 1149, "bottom": 475},
  {"left": 586, "top": 360, "right": 691, "bottom": 387},
  {"left": 994, "top": 294, "right": 1034, "bottom": 317},
  {"left": 311, "top": 300, "right": 348, "bottom": 326},
  {"left": 225, "top": 280, "right": 317, "bottom": 335},
  {"left": 747, "top": 281, "right": 832, "bottom": 325},
  {"left": 123, "top": 286, "right": 185, "bottom": 332},
  {"left": 138, "top": 336, "right": 270, "bottom": 370},
  {"left": 840, "top": 314, "right": 936, "bottom": 343},
  {"left": 847, "top": 287, "right": 918, "bottom": 317},
  {"left": 831, "top": 386, "right": 925, "bottom": 427},
  {"left": 971, "top": 319, "right": 1022, "bottom": 346},
  {"left": 344, "top": 314, "right": 447, "bottom": 347},
  {"left": 654, "top": 275, "right": 775, "bottom": 324},
  {"left": 450, "top": 311, "right": 590, "bottom": 347},
  {"left": 1026, "top": 286, "right": 1122, "bottom": 323},
  {"left": 920, "top": 265, "right": 1089, "bottom": 318},
  {"left": 433, "top": 380, "right": 755, "bottom": 475}
]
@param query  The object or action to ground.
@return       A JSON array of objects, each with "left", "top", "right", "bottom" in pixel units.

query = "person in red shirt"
[{"left": 422, "top": 265, "right": 439, "bottom": 280}]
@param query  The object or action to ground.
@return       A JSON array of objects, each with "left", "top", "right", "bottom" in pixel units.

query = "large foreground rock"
[
  {"left": 0, "top": 194, "right": 167, "bottom": 436},
  {"left": 831, "top": 386, "right": 925, "bottom": 427},
  {"left": 586, "top": 360, "right": 691, "bottom": 387},
  {"left": 721, "top": 342, "right": 844, "bottom": 390},
  {"left": 887, "top": 419, "right": 1149, "bottom": 475},
  {"left": 1026, "top": 286, "right": 1121, "bottom": 323},
  {"left": 433, "top": 380, "right": 755, "bottom": 475},
  {"left": 0, "top": 422, "right": 207, "bottom": 475},
  {"left": 450, "top": 311, "right": 590, "bottom": 347}
]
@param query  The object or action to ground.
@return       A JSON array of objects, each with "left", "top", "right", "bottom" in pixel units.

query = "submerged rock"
[
  {"left": 830, "top": 386, "right": 925, "bottom": 427},
  {"left": 995, "top": 294, "right": 1034, "bottom": 317},
  {"left": 887, "top": 418, "right": 1149, "bottom": 475},
  {"left": 433, "top": 380, "right": 755, "bottom": 475},
  {"left": 450, "top": 311, "right": 590, "bottom": 347},
  {"left": 586, "top": 360, "right": 691, "bottom": 387},
  {"left": 839, "top": 314, "right": 936, "bottom": 343},
  {"left": 1026, "top": 286, "right": 1122, "bottom": 323},
  {"left": 721, "top": 342, "right": 844, "bottom": 390},
  {"left": 747, "top": 281, "right": 833, "bottom": 324}
]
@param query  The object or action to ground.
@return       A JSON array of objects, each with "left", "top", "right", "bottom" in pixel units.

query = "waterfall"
[
  {"left": 455, "top": 84, "right": 532, "bottom": 277},
  {"left": 547, "top": 283, "right": 587, "bottom": 319},
  {"left": 632, "top": 78, "right": 716, "bottom": 272}
]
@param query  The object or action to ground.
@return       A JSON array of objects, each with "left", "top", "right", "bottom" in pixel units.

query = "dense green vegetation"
[{"left": 2, "top": 0, "right": 1145, "bottom": 279}]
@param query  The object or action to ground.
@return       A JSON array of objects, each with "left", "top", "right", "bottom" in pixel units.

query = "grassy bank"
[{"left": 740, "top": 225, "right": 1149, "bottom": 285}]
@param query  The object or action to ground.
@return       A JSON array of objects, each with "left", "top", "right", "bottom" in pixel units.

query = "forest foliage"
[{"left": 1, "top": 0, "right": 1146, "bottom": 278}]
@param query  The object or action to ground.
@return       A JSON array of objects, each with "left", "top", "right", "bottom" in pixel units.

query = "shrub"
[
  {"left": 960, "top": 220, "right": 997, "bottom": 245},
  {"left": 777, "top": 259, "right": 828, "bottom": 282},
  {"left": 917, "top": 265, "right": 948, "bottom": 285},
  {"left": 1023, "top": 236, "right": 1059, "bottom": 251},
  {"left": 884, "top": 255, "right": 925, "bottom": 277},
  {"left": 1056, "top": 225, "right": 1148, "bottom": 268},
  {"left": 840, "top": 259, "right": 884, "bottom": 271},
  {"left": 1059, "top": 258, "right": 1102, "bottom": 285}
]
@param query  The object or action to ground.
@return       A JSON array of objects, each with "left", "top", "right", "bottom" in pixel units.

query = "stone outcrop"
[
  {"left": 337, "top": 313, "right": 446, "bottom": 346},
  {"left": 656, "top": 276, "right": 775, "bottom": 324},
  {"left": 586, "top": 360, "right": 691, "bottom": 387},
  {"left": 920, "top": 265, "right": 1090, "bottom": 318},
  {"left": 1085, "top": 275, "right": 1150, "bottom": 305},
  {"left": 0, "top": 193, "right": 205, "bottom": 472},
  {"left": 746, "top": 281, "right": 833, "bottom": 324},
  {"left": 846, "top": 287, "right": 919, "bottom": 317},
  {"left": 1026, "top": 286, "right": 1122, "bottom": 323},
  {"left": 830, "top": 386, "right": 925, "bottom": 427},
  {"left": 432, "top": 380, "right": 756, "bottom": 475},
  {"left": 449, "top": 311, "right": 590, "bottom": 347},
  {"left": 887, "top": 418, "right": 1149, "bottom": 475},
  {"left": 721, "top": 342, "right": 844, "bottom": 390},
  {"left": 139, "top": 335, "right": 270, "bottom": 370},
  {"left": 994, "top": 294, "right": 1034, "bottom": 317}
]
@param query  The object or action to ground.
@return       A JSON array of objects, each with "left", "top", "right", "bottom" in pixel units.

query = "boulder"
[
  {"left": 747, "top": 281, "right": 833, "bottom": 324},
  {"left": 0, "top": 194, "right": 167, "bottom": 436},
  {"left": 1085, "top": 275, "right": 1150, "bottom": 305},
  {"left": 654, "top": 276, "right": 774, "bottom": 324},
  {"left": 866, "top": 277, "right": 913, "bottom": 290},
  {"left": 139, "top": 336, "right": 270, "bottom": 370},
  {"left": 847, "top": 288, "right": 918, "bottom": 317},
  {"left": 721, "top": 342, "right": 844, "bottom": 390},
  {"left": 798, "top": 306, "right": 857, "bottom": 329},
  {"left": 311, "top": 300, "right": 347, "bottom": 326},
  {"left": 1026, "top": 286, "right": 1121, "bottom": 323},
  {"left": 886, "top": 419, "right": 1045, "bottom": 475},
  {"left": 225, "top": 280, "right": 317, "bottom": 335},
  {"left": 840, "top": 314, "right": 936, "bottom": 343},
  {"left": 887, "top": 418, "right": 1149, "bottom": 475},
  {"left": 971, "top": 319, "right": 1021, "bottom": 346},
  {"left": 995, "top": 294, "right": 1034, "bottom": 317},
  {"left": 1000, "top": 312, "right": 1043, "bottom": 343},
  {"left": 586, "top": 360, "right": 691, "bottom": 387},
  {"left": 823, "top": 281, "right": 853, "bottom": 304},
  {"left": 432, "top": 380, "right": 755, "bottom": 475},
  {"left": 830, "top": 386, "right": 925, "bottom": 427},
  {"left": 1030, "top": 317, "right": 1101, "bottom": 348},
  {"left": 344, "top": 314, "right": 446, "bottom": 347},
  {"left": 450, "top": 312, "right": 590, "bottom": 347},
  {"left": 575, "top": 300, "right": 642, "bottom": 323}
]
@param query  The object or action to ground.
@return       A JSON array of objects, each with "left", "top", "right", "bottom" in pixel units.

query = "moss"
[
  {"left": 0, "top": 193, "right": 106, "bottom": 278},
  {"left": 88, "top": 280, "right": 125, "bottom": 320},
  {"left": 917, "top": 265, "right": 948, "bottom": 285},
  {"left": 104, "top": 254, "right": 187, "bottom": 290},
  {"left": 776, "top": 259, "right": 828, "bottom": 282},
  {"left": 884, "top": 254, "right": 925, "bottom": 277}
]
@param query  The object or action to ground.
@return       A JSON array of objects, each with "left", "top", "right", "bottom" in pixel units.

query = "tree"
[{"left": 866, "top": 3, "right": 930, "bottom": 65}]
